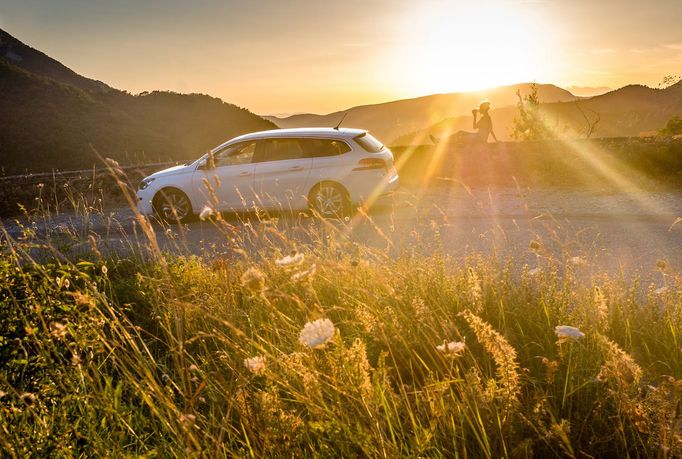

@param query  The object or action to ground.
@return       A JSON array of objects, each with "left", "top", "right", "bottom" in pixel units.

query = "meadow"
[{"left": 0, "top": 165, "right": 681, "bottom": 458}]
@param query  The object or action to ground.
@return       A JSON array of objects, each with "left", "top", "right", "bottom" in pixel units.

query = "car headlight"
[{"left": 139, "top": 177, "right": 155, "bottom": 190}]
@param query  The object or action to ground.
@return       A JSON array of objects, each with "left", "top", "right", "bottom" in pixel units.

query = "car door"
[
  {"left": 194, "top": 141, "right": 257, "bottom": 212},
  {"left": 253, "top": 138, "right": 312, "bottom": 211}
]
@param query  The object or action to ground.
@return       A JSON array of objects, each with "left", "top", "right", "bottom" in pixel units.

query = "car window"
[
  {"left": 300, "top": 138, "right": 351, "bottom": 157},
  {"left": 260, "top": 139, "right": 305, "bottom": 162},
  {"left": 354, "top": 133, "right": 384, "bottom": 152},
  {"left": 214, "top": 141, "right": 257, "bottom": 167}
]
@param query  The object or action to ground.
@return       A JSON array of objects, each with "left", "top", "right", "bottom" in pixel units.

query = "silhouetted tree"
[{"left": 511, "top": 83, "right": 553, "bottom": 140}]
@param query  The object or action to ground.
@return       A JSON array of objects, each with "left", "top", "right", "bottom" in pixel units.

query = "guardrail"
[{"left": 0, "top": 161, "right": 180, "bottom": 183}]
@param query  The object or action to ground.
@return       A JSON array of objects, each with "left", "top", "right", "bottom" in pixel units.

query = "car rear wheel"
[
  {"left": 310, "top": 183, "right": 350, "bottom": 218},
  {"left": 153, "top": 189, "right": 193, "bottom": 223}
]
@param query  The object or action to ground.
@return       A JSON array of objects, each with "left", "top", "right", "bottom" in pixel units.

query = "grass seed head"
[{"left": 241, "top": 267, "right": 266, "bottom": 292}]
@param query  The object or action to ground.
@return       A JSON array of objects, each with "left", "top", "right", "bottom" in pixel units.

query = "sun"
[{"left": 393, "top": 1, "right": 555, "bottom": 94}]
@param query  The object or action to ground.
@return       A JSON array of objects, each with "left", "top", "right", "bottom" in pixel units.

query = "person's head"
[{"left": 478, "top": 100, "right": 491, "bottom": 114}]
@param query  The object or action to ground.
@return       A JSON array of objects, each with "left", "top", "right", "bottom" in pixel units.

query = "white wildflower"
[
  {"left": 199, "top": 205, "right": 214, "bottom": 221},
  {"left": 276, "top": 250, "right": 304, "bottom": 267},
  {"left": 436, "top": 340, "right": 466, "bottom": 356},
  {"left": 244, "top": 356, "right": 266, "bottom": 374},
  {"left": 291, "top": 264, "right": 316, "bottom": 282},
  {"left": 555, "top": 325, "right": 585, "bottom": 343},
  {"left": 299, "top": 318, "right": 335, "bottom": 349},
  {"left": 101, "top": 265, "right": 108, "bottom": 275}
]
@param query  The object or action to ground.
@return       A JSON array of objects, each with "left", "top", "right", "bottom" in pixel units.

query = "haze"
[{"left": 2, "top": 0, "right": 681, "bottom": 114}]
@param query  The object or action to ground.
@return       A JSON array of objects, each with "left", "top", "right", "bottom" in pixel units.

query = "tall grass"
[{"left": 0, "top": 177, "right": 681, "bottom": 457}]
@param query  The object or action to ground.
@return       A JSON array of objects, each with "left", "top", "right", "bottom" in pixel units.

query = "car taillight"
[{"left": 353, "top": 158, "right": 387, "bottom": 172}]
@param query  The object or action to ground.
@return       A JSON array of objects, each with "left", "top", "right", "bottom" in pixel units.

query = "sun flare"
[{"left": 395, "top": 1, "right": 556, "bottom": 94}]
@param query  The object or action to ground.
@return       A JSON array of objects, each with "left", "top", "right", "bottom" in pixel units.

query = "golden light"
[{"left": 393, "top": 1, "right": 555, "bottom": 95}]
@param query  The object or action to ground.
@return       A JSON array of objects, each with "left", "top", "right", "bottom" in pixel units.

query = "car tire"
[
  {"left": 153, "top": 188, "right": 194, "bottom": 224},
  {"left": 309, "top": 182, "right": 350, "bottom": 218}
]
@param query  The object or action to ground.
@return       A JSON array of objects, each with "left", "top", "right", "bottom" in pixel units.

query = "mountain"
[
  {"left": 394, "top": 82, "right": 682, "bottom": 144},
  {"left": 265, "top": 84, "right": 579, "bottom": 143},
  {"left": 0, "top": 29, "right": 276, "bottom": 174}
]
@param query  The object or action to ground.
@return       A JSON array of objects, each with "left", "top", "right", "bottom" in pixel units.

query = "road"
[{"left": 3, "top": 185, "right": 681, "bottom": 280}]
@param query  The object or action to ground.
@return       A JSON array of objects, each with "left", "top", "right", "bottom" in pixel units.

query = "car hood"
[{"left": 149, "top": 164, "right": 194, "bottom": 179}]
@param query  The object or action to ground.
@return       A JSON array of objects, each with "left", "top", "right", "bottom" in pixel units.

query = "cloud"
[{"left": 591, "top": 48, "right": 616, "bottom": 54}]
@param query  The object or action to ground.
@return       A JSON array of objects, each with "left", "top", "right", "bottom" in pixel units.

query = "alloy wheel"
[
  {"left": 158, "top": 191, "right": 191, "bottom": 222},
  {"left": 314, "top": 185, "right": 345, "bottom": 217}
]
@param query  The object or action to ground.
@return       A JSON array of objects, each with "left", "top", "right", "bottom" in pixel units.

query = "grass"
[{"left": 0, "top": 175, "right": 681, "bottom": 458}]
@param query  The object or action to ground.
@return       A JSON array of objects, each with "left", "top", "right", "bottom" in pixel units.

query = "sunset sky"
[{"left": 2, "top": 0, "right": 681, "bottom": 115}]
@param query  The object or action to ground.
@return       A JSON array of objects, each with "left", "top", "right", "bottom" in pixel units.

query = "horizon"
[{"left": 1, "top": 0, "right": 681, "bottom": 114}]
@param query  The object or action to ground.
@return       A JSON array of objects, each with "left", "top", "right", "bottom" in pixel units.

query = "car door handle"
[
  {"left": 288, "top": 166, "right": 304, "bottom": 171},
  {"left": 239, "top": 171, "right": 252, "bottom": 177}
]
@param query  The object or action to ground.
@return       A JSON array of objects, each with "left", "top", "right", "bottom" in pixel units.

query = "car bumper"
[{"left": 137, "top": 189, "right": 155, "bottom": 216}]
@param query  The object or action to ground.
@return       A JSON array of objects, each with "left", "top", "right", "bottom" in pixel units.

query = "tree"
[
  {"left": 511, "top": 83, "right": 553, "bottom": 141},
  {"left": 659, "top": 116, "right": 682, "bottom": 136}
]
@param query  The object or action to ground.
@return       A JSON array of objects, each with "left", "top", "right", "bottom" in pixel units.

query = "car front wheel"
[{"left": 153, "top": 189, "right": 193, "bottom": 223}]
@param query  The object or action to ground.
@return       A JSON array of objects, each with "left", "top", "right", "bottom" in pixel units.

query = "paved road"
[{"left": 3, "top": 185, "right": 681, "bottom": 280}]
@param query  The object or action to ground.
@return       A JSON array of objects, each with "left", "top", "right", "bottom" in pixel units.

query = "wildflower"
[
  {"left": 529, "top": 240, "right": 541, "bottom": 252},
  {"left": 291, "top": 264, "right": 316, "bottom": 282},
  {"left": 199, "top": 205, "right": 214, "bottom": 221},
  {"left": 276, "top": 250, "right": 304, "bottom": 267},
  {"left": 244, "top": 356, "right": 266, "bottom": 374},
  {"left": 188, "top": 364, "right": 199, "bottom": 373},
  {"left": 71, "top": 353, "right": 81, "bottom": 366},
  {"left": 101, "top": 265, "right": 108, "bottom": 275},
  {"left": 654, "top": 286, "right": 668, "bottom": 295},
  {"left": 0, "top": 389, "right": 5, "bottom": 399},
  {"left": 241, "top": 267, "right": 266, "bottom": 292},
  {"left": 36, "top": 183, "right": 44, "bottom": 190},
  {"left": 299, "top": 318, "right": 336, "bottom": 349},
  {"left": 437, "top": 340, "right": 466, "bottom": 356},
  {"left": 555, "top": 325, "right": 585, "bottom": 343},
  {"left": 63, "top": 278, "right": 70, "bottom": 289},
  {"left": 656, "top": 259, "right": 667, "bottom": 271}
]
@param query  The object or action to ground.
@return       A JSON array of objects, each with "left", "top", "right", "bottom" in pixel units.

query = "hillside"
[
  {"left": 266, "top": 84, "right": 578, "bottom": 143},
  {"left": 0, "top": 29, "right": 276, "bottom": 174},
  {"left": 394, "top": 82, "right": 682, "bottom": 144}
]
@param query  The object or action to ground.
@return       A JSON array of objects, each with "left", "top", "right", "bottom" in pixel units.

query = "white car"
[{"left": 137, "top": 127, "right": 399, "bottom": 221}]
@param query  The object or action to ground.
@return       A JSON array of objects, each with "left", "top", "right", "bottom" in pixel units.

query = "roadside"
[{"left": 2, "top": 185, "right": 680, "bottom": 282}]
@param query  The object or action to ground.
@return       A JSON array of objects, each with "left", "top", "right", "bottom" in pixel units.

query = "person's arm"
[{"left": 490, "top": 127, "right": 498, "bottom": 143}]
